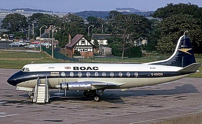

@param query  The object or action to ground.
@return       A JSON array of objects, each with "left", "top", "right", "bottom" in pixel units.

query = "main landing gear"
[{"left": 83, "top": 90, "right": 104, "bottom": 102}]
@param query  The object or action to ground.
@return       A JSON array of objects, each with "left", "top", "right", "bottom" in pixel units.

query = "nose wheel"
[{"left": 28, "top": 92, "right": 34, "bottom": 99}]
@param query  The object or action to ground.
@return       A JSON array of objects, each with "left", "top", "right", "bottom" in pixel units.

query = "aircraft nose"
[
  {"left": 7, "top": 76, "right": 16, "bottom": 86},
  {"left": 7, "top": 71, "right": 22, "bottom": 86}
]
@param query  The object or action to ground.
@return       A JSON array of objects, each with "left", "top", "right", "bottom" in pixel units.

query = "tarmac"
[{"left": 1, "top": 69, "right": 202, "bottom": 124}]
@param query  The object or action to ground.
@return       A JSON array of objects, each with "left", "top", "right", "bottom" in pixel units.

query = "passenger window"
[
  {"left": 86, "top": 72, "right": 91, "bottom": 77},
  {"left": 102, "top": 72, "right": 106, "bottom": 77},
  {"left": 70, "top": 72, "right": 74, "bottom": 77},
  {"left": 126, "top": 72, "right": 130, "bottom": 77},
  {"left": 78, "top": 72, "right": 82, "bottom": 77},
  {"left": 119, "top": 72, "right": 123, "bottom": 77},
  {"left": 134, "top": 72, "right": 138, "bottom": 77},
  {"left": 95, "top": 72, "right": 99, "bottom": 76},
  {"left": 110, "top": 72, "right": 114, "bottom": 77}
]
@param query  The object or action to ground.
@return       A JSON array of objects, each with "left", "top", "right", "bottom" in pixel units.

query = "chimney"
[{"left": 68, "top": 34, "right": 71, "bottom": 44}]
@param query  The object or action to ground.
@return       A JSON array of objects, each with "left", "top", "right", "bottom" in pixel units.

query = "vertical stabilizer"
[{"left": 146, "top": 32, "right": 196, "bottom": 67}]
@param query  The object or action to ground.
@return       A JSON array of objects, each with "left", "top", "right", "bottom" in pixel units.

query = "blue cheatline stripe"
[{"left": 8, "top": 70, "right": 192, "bottom": 86}]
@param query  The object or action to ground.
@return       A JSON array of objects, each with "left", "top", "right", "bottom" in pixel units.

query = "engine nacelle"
[{"left": 55, "top": 82, "right": 93, "bottom": 91}]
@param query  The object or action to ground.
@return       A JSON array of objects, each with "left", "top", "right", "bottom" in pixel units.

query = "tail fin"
[{"left": 147, "top": 32, "right": 196, "bottom": 67}]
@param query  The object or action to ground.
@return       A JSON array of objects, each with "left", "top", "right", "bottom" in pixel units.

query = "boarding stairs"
[{"left": 33, "top": 76, "right": 49, "bottom": 103}]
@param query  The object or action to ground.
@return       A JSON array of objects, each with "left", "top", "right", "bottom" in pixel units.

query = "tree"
[
  {"left": 28, "top": 13, "right": 59, "bottom": 38},
  {"left": 1, "top": 13, "right": 28, "bottom": 33},
  {"left": 86, "top": 16, "right": 106, "bottom": 34},
  {"left": 93, "top": 39, "right": 99, "bottom": 48},
  {"left": 156, "top": 14, "right": 202, "bottom": 53},
  {"left": 153, "top": 3, "right": 202, "bottom": 20},
  {"left": 87, "top": 16, "right": 98, "bottom": 25},
  {"left": 111, "top": 43, "right": 122, "bottom": 56},
  {"left": 28, "top": 13, "right": 44, "bottom": 23},
  {"left": 107, "top": 11, "right": 122, "bottom": 20},
  {"left": 125, "top": 46, "right": 142, "bottom": 58},
  {"left": 109, "top": 13, "right": 151, "bottom": 59},
  {"left": 54, "top": 14, "right": 86, "bottom": 48},
  {"left": 152, "top": 3, "right": 202, "bottom": 53}
]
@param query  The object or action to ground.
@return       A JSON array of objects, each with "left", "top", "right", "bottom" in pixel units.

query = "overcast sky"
[{"left": 0, "top": 0, "right": 202, "bottom": 12}]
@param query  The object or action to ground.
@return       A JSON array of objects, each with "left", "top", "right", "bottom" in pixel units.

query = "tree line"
[{"left": 1, "top": 3, "right": 202, "bottom": 58}]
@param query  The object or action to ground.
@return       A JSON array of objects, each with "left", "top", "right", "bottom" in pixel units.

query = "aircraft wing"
[
  {"left": 56, "top": 81, "right": 124, "bottom": 90},
  {"left": 91, "top": 82, "right": 124, "bottom": 89}
]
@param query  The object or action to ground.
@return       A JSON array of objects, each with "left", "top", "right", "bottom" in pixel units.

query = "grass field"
[
  {"left": 0, "top": 50, "right": 62, "bottom": 69},
  {"left": 0, "top": 50, "right": 201, "bottom": 77}
]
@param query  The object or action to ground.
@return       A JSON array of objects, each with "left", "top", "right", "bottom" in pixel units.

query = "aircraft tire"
[
  {"left": 28, "top": 92, "right": 34, "bottom": 99},
  {"left": 93, "top": 95, "right": 100, "bottom": 102}
]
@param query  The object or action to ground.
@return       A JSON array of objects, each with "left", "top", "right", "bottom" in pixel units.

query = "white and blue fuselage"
[
  {"left": 7, "top": 34, "right": 200, "bottom": 101},
  {"left": 8, "top": 63, "right": 189, "bottom": 90}
]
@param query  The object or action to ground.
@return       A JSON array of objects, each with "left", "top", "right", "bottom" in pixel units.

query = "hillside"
[
  {"left": 0, "top": 8, "right": 154, "bottom": 20},
  {"left": 11, "top": 8, "right": 52, "bottom": 12},
  {"left": 75, "top": 10, "right": 154, "bottom": 19}
]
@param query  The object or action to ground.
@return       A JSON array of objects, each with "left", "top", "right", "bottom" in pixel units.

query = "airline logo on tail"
[{"left": 178, "top": 48, "right": 192, "bottom": 55}]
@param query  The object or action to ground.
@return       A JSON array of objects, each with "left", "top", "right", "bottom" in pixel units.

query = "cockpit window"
[{"left": 22, "top": 68, "right": 30, "bottom": 72}]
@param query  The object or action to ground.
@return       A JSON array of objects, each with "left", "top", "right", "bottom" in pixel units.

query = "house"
[
  {"left": 65, "top": 34, "right": 96, "bottom": 58},
  {"left": 91, "top": 34, "right": 112, "bottom": 45},
  {"left": 99, "top": 46, "right": 112, "bottom": 56},
  {"left": 91, "top": 34, "right": 112, "bottom": 55},
  {"left": 91, "top": 34, "right": 148, "bottom": 55},
  {"left": 134, "top": 39, "right": 148, "bottom": 46}
]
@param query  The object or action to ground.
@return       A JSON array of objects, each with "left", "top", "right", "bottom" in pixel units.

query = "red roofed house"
[{"left": 65, "top": 34, "right": 96, "bottom": 58}]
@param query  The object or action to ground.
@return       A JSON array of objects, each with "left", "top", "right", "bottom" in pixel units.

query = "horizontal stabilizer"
[{"left": 178, "top": 63, "right": 201, "bottom": 73}]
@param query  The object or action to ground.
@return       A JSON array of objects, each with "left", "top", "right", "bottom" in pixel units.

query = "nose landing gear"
[{"left": 28, "top": 92, "right": 34, "bottom": 99}]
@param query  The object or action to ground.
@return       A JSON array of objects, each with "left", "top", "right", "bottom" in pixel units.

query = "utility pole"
[
  {"left": 32, "top": 23, "right": 35, "bottom": 39},
  {"left": 39, "top": 25, "right": 47, "bottom": 52},
  {"left": 88, "top": 25, "right": 94, "bottom": 36},
  {"left": 28, "top": 25, "right": 30, "bottom": 40},
  {"left": 51, "top": 25, "right": 54, "bottom": 58},
  {"left": 102, "top": 24, "right": 103, "bottom": 34}
]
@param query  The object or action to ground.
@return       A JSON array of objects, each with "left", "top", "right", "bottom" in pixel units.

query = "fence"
[
  {"left": 41, "top": 46, "right": 202, "bottom": 69},
  {"left": 41, "top": 46, "right": 79, "bottom": 62}
]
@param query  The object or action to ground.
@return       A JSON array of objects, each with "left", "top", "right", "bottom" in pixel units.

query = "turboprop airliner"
[{"left": 7, "top": 32, "right": 200, "bottom": 102}]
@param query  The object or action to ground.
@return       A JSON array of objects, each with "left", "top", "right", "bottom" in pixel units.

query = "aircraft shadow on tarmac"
[
  {"left": 7, "top": 84, "right": 198, "bottom": 104},
  {"left": 111, "top": 84, "right": 199, "bottom": 97},
  {"left": 48, "top": 84, "right": 199, "bottom": 104}
]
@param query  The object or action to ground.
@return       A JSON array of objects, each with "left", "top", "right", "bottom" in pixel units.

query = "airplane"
[{"left": 7, "top": 32, "right": 201, "bottom": 102}]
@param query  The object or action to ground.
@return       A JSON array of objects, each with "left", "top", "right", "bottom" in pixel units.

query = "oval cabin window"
[
  {"left": 94, "top": 72, "right": 99, "bottom": 77},
  {"left": 102, "top": 72, "right": 106, "bottom": 77},
  {"left": 78, "top": 72, "right": 82, "bottom": 77},
  {"left": 70, "top": 72, "right": 74, "bottom": 77},
  {"left": 86, "top": 72, "right": 91, "bottom": 77},
  {"left": 110, "top": 72, "right": 114, "bottom": 77},
  {"left": 118, "top": 72, "right": 123, "bottom": 77},
  {"left": 126, "top": 72, "right": 130, "bottom": 77}
]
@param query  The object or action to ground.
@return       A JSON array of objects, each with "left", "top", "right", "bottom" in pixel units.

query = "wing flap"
[
  {"left": 91, "top": 82, "right": 124, "bottom": 89},
  {"left": 68, "top": 81, "right": 124, "bottom": 90},
  {"left": 92, "top": 82, "right": 124, "bottom": 86}
]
